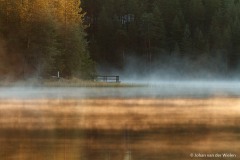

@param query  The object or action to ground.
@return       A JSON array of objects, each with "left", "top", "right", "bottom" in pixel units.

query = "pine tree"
[
  {"left": 182, "top": 24, "right": 192, "bottom": 56},
  {"left": 188, "top": 0, "right": 205, "bottom": 29},
  {"left": 171, "top": 15, "right": 183, "bottom": 49},
  {"left": 151, "top": 5, "right": 166, "bottom": 50},
  {"left": 194, "top": 28, "right": 206, "bottom": 53},
  {"left": 229, "top": 16, "right": 240, "bottom": 69},
  {"left": 17, "top": 0, "right": 58, "bottom": 77},
  {"left": 0, "top": 0, "right": 95, "bottom": 79},
  {"left": 53, "top": 0, "right": 95, "bottom": 78}
]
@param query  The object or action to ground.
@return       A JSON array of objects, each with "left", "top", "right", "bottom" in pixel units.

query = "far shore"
[{"left": 0, "top": 78, "right": 145, "bottom": 88}]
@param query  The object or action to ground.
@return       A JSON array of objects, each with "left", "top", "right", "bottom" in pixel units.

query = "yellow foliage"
[
  {"left": 51, "top": 0, "right": 84, "bottom": 28},
  {"left": 0, "top": 0, "right": 85, "bottom": 29}
]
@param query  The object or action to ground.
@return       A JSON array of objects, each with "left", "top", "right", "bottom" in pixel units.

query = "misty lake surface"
[
  {"left": 0, "top": 81, "right": 240, "bottom": 160},
  {"left": 1, "top": 81, "right": 240, "bottom": 98}
]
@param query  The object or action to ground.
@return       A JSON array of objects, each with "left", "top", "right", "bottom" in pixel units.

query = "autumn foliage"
[{"left": 0, "top": 0, "right": 95, "bottom": 80}]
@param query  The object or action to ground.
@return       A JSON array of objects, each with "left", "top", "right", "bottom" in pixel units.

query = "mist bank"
[
  {"left": 1, "top": 79, "right": 240, "bottom": 99},
  {"left": 97, "top": 53, "right": 240, "bottom": 82}
]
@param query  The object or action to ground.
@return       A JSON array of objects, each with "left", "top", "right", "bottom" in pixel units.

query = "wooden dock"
[{"left": 94, "top": 75, "right": 120, "bottom": 83}]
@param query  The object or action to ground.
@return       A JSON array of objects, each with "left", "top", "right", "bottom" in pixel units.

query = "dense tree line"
[
  {"left": 1, "top": 0, "right": 239, "bottom": 80},
  {"left": 82, "top": 0, "right": 240, "bottom": 75},
  {"left": 0, "top": 0, "right": 95, "bottom": 80}
]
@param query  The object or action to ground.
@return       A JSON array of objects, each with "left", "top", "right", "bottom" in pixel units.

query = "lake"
[{"left": 0, "top": 82, "right": 240, "bottom": 160}]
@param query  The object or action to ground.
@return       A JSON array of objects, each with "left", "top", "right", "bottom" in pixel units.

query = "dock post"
[{"left": 116, "top": 76, "right": 119, "bottom": 83}]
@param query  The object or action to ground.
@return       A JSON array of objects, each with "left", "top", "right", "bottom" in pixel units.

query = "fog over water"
[
  {"left": 1, "top": 79, "right": 240, "bottom": 160},
  {"left": 1, "top": 80, "right": 240, "bottom": 99}
]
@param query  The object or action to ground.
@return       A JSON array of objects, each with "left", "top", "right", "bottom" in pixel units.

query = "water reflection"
[
  {"left": 0, "top": 98, "right": 240, "bottom": 160},
  {"left": 1, "top": 81, "right": 240, "bottom": 99}
]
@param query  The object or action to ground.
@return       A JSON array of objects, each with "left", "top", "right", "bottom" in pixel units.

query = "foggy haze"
[
  {"left": 1, "top": 53, "right": 240, "bottom": 99},
  {"left": 1, "top": 80, "right": 240, "bottom": 99}
]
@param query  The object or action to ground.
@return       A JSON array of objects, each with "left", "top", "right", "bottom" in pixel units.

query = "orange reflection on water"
[
  {"left": 0, "top": 98, "right": 240, "bottom": 160},
  {"left": 0, "top": 98, "right": 240, "bottom": 130}
]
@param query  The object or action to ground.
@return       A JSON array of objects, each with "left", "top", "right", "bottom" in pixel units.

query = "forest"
[
  {"left": 0, "top": 0, "right": 94, "bottom": 80},
  {"left": 82, "top": 0, "right": 240, "bottom": 78},
  {"left": 0, "top": 0, "right": 240, "bottom": 80}
]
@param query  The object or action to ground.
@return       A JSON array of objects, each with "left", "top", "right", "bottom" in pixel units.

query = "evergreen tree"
[
  {"left": 53, "top": 0, "right": 95, "bottom": 78},
  {"left": 151, "top": 6, "right": 166, "bottom": 51},
  {"left": 189, "top": 0, "right": 205, "bottom": 29},
  {"left": 182, "top": 24, "right": 192, "bottom": 56},
  {"left": 171, "top": 15, "right": 183, "bottom": 50},
  {"left": 18, "top": 0, "right": 58, "bottom": 77},
  {"left": 194, "top": 28, "right": 206, "bottom": 53},
  {"left": 229, "top": 17, "right": 240, "bottom": 69},
  {"left": 0, "top": 0, "right": 95, "bottom": 79}
]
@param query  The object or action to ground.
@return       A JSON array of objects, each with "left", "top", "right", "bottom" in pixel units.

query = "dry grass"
[
  {"left": 0, "top": 77, "right": 143, "bottom": 87},
  {"left": 43, "top": 78, "right": 143, "bottom": 88}
]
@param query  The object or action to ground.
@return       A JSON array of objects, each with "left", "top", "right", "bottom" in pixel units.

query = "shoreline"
[{"left": 0, "top": 78, "right": 145, "bottom": 88}]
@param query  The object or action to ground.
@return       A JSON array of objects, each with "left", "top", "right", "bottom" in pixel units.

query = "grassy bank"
[
  {"left": 43, "top": 78, "right": 143, "bottom": 87},
  {"left": 0, "top": 78, "right": 143, "bottom": 88}
]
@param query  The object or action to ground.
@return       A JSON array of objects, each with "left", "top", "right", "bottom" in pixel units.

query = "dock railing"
[{"left": 94, "top": 75, "right": 120, "bottom": 83}]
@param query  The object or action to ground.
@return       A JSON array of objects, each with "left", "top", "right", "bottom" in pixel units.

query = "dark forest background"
[
  {"left": 0, "top": 0, "right": 240, "bottom": 80},
  {"left": 82, "top": 0, "right": 240, "bottom": 78}
]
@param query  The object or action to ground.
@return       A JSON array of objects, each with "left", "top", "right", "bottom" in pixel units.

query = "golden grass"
[
  {"left": 0, "top": 77, "right": 143, "bottom": 87},
  {"left": 43, "top": 79, "right": 132, "bottom": 87}
]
